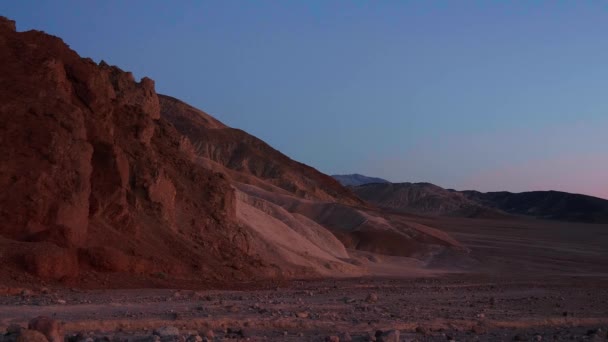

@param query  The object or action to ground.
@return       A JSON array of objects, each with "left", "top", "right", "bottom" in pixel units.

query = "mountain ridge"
[
  {"left": 351, "top": 180, "right": 608, "bottom": 223},
  {"left": 332, "top": 173, "right": 390, "bottom": 186}
]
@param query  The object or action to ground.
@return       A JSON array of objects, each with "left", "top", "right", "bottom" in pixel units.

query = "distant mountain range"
[
  {"left": 332, "top": 174, "right": 390, "bottom": 186},
  {"left": 334, "top": 175, "right": 608, "bottom": 223}
]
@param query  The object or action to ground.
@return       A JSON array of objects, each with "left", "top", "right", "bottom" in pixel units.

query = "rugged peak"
[{"left": 0, "top": 16, "right": 16, "bottom": 32}]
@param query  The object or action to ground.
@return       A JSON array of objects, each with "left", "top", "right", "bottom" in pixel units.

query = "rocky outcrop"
[{"left": 0, "top": 16, "right": 263, "bottom": 282}]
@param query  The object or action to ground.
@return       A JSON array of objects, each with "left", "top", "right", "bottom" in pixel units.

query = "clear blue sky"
[{"left": 3, "top": 1, "right": 607, "bottom": 198}]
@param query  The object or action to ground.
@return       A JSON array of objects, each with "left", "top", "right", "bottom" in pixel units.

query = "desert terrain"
[
  {"left": 2, "top": 216, "right": 608, "bottom": 341},
  {"left": 1, "top": 15, "right": 608, "bottom": 342}
]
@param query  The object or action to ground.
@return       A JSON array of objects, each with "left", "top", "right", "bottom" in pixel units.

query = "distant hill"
[
  {"left": 460, "top": 190, "right": 608, "bottom": 223},
  {"left": 332, "top": 174, "right": 390, "bottom": 186},
  {"left": 352, "top": 182, "right": 507, "bottom": 219},
  {"left": 352, "top": 182, "right": 608, "bottom": 223}
]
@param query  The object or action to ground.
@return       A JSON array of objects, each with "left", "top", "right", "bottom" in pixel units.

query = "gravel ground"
[{"left": 1, "top": 274, "right": 608, "bottom": 341}]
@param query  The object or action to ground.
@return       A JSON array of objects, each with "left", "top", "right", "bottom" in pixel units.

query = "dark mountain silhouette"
[
  {"left": 460, "top": 190, "right": 608, "bottom": 223},
  {"left": 352, "top": 182, "right": 608, "bottom": 223}
]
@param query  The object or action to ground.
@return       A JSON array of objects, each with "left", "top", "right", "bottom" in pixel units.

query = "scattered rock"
[
  {"left": 341, "top": 332, "right": 352, "bottom": 342},
  {"left": 325, "top": 336, "right": 339, "bottom": 342},
  {"left": 16, "top": 330, "right": 49, "bottom": 342},
  {"left": 153, "top": 327, "right": 179, "bottom": 338},
  {"left": 295, "top": 311, "right": 309, "bottom": 318},
  {"left": 415, "top": 326, "right": 427, "bottom": 335},
  {"left": 185, "top": 336, "right": 201, "bottom": 342},
  {"left": 376, "top": 330, "right": 399, "bottom": 342},
  {"left": 202, "top": 331, "right": 214, "bottom": 340},
  {"left": 225, "top": 305, "right": 239, "bottom": 313},
  {"left": 28, "top": 317, "right": 63, "bottom": 342},
  {"left": 365, "top": 293, "right": 379, "bottom": 303},
  {"left": 343, "top": 297, "right": 356, "bottom": 304},
  {"left": 472, "top": 324, "right": 487, "bottom": 334}
]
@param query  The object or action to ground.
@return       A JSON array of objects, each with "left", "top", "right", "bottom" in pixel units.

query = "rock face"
[{"left": 0, "top": 16, "right": 262, "bottom": 282}]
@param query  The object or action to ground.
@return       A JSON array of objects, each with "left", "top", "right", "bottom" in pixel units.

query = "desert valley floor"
[{"left": 2, "top": 217, "right": 607, "bottom": 342}]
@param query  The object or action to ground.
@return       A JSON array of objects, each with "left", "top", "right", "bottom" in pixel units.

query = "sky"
[{"left": 2, "top": 1, "right": 607, "bottom": 199}]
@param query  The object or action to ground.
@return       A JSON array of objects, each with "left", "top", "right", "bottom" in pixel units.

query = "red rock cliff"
[{"left": 0, "top": 16, "right": 263, "bottom": 283}]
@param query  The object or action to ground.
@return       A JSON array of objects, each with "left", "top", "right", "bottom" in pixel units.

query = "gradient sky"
[{"left": 2, "top": 1, "right": 607, "bottom": 199}]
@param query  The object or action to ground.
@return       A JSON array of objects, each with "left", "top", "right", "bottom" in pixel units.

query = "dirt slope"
[
  {"left": 159, "top": 96, "right": 465, "bottom": 267},
  {"left": 159, "top": 94, "right": 363, "bottom": 206}
]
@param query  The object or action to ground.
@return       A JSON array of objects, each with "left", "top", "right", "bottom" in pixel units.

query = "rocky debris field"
[{"left": 1, "top": 274, "right": 608, "bottom": 341}]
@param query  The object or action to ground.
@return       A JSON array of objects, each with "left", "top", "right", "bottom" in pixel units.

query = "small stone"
[
  {"left": 186, "top": 335, "right": 201, "bottom": 342},
  {"left": 295, "top": 311, "right": 309, "bottom": 318},
  {"left": 153, "top": 327, "right": 180, "bottom": 337},
  {"left": 415, "top": 326, "right": 427, "bottom": 335},
  {"left": 28, "top": 316, "right": 63, "bottom": 342},
  {"left": 325, "top": 336, "right": 339, "bottom": 342},
  {"left": 472, "top": 324, "right": 487, "bottom": 334},
  {"left": 203, "top": 330, "right": 214, "bottom": 339},
  {"left": 16, "top": 330, "right": 49, "bottom": 342},
  {"left": 55, "top": 300, "right": 66, "bottom": 305},
  {"left": 377, "top": 330, "right": 399, "bottom": 342},
  {"left": 341, "top": 332, "right": 353, "bottom": 342},
  {"left": 365, "top": 293, "right": 379, "bottom": 303},
  {"left": 21, "top": 290, "right": 33, "bottom": 297},
  {"left": 534, "top": 335, "right": 542, "bottom": 341},
  {"left": 225, "top": 305, "right": 239, "bottom": 313}
]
